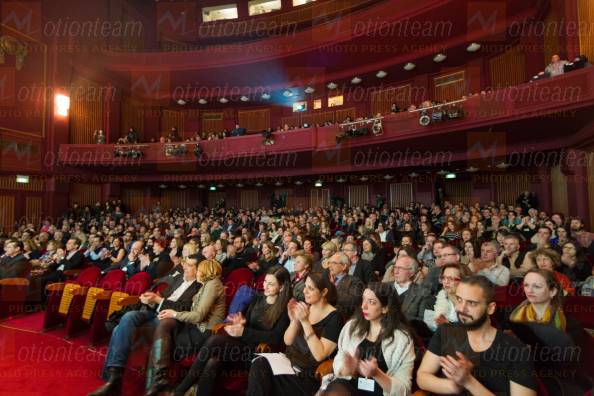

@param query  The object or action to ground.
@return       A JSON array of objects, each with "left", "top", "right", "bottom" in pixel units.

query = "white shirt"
[
  {"left": 156, "top": 278, "right": 194, "bottom": 312},
  {"left": 393, "top": 281, "right": 411, "bottom": 296},
  {"left": 477, "top": 263, "right": 510, "bottom": 286}
]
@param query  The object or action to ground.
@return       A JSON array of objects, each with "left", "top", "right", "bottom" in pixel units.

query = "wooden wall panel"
[
  {"left": 578, "top": 0, "right": 594, "bottom": 60},
  {"left": 0, "top": 195, "right": 15, "bottom": 232},
  {"left": 281, "top": 115, "right": 300, "bottom": 128},
  {"left": 162, "top": 110, "right": 185, "bottom": 137},
  {"left": 434, "top": 71, "right": 466, "bottom": 102},
  {"left": 238, "top": 109, "right": 270, "bottom": 132},
  {"left": 25, "top": 196, "right": 43, "bottom": 226},
  {"left": 121, "top": 96, "right": 145, "bottom": 142},
  {"left": 70, "top": 184, "right": 102, "bottom": 207},
  {"left": 370, "top": 85, "right": 411, "bottom": 115},
  {"left": 309, "top": 188, "right": 330, "bottom": 208},
  {"left": 0, "top": 176, "right": 43, "bottom": 192},
  {"left": 587, "top": 152, "right": 594, "bottom": 228},
  {"left": 161, "top": 190, "right": 188, "bottom": 209},
  {"left": 208, "top": 192, "right": 226, "bottom": 208},
  {"left": 551, "top": 166, "right": 569, "bottom": 215},
  {"left": 240, "top": 190, "right": 259, "bottom": 209},
  {"left": 389, "top": 183, "right": 413, "bottom": 208},
  {"left": 489, "top": 46, "right": 526, "bottom": 89},
  {"left": 202, "top": 113, "right": 224, "bottom": 134},
  {"left": 348, "top": 185, "right": 368, "bottom": 207},
  {"left": 122, "top": 188, "right": 145, "bottom": 213},
  {"left": 445, "top": 180, "right": 472, "bottom": 205},
  {"left": 495, "top": 173, "right": 531, "bottom": 206},
  {"left": 274, "top": 188, "right": 294, "bottom": 209},
  {"left": 70, "top": 77, "right": 104, "bottom": 144}
]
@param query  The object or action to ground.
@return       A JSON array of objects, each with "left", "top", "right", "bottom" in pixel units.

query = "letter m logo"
[
  {"left": 131, "top": 71, "right": 170, "bottom": 105},
  {"left": 466, "top": 132, "right": 507, "bottom": 168},
  {"left": 156, "top": 3, "right": 196, "bottom": 40},
  {"left": 467, "top": 1, "right": 507, "bottom": 42},
  {"left": 1, "top": 1, "right": 41, "bottom": 40},
  {"left": 0, "top": 67, "right": 16, "bottom": 106}
]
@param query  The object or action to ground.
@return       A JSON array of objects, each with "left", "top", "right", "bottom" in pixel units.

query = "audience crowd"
[{"left": 1, "top": 194, "right": 594, "bottom": 396}]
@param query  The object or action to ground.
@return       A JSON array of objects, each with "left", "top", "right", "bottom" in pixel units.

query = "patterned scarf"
[{"left": 509, "top": 300, "right": 566, "bottom": 331}]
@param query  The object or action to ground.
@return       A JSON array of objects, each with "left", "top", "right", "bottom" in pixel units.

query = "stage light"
[
  {"left": 466, "top": 166, "right": 479, "bottom": 172},
  {"left": 16, "top": 175, "right": 29, "bottom": 184},
  {"left": 255, "top": 182, "right": 263, "bottom": 187},
  {"left": 55, "top": 94, "right": 70, "bottom": 116}
]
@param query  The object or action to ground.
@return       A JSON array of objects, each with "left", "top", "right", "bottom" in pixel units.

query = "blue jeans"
[{"left": 102, "top": 309, "right": 160, "bottom": 379}]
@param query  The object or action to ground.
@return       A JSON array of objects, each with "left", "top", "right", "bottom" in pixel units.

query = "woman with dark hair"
[
  {"left": 109, "top": 237, "right": 126, "bottom": 266},
  {"left": 460, "top": 240, "right": 479, "bottom": 266},
  {"left": 559, "top": 241, "right": 592, "bottom": 283},
  {"left": 214, "top": 238, "right": 228, "bottom": 263},
  {"left": 320, "top": 282, "right": 416, "bottom": 396},
  {"left": 251, "top": 240, "right": 279, "bottom": 277},
  {"left": 171, "top": 266, "right": 291, "bottom": 396},
  {"left": 291, "top": 250, "right": 313, "bottom": 302},
  {"left": 361, "top": 238, "right": 384, "bottom": 277},
  {"left": 246, "top": 272, "right": 342, "bottom": 396}
]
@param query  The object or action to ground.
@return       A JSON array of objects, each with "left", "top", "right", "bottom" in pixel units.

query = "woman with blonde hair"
[
  {"left": 313, "top": 241, "right": 338, "bottom": 272},
  {"left": 144, "top": 259, "right": 226, "bottom": 396}
]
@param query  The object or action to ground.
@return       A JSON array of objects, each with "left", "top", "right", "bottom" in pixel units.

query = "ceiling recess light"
[
  {"left": 336, "top": 177, "right": 346, "bottom": 183},
  {"left": 408, "top": 172, "right": 419, "bottom": 178},
  {"left": 466, "top": 166, "right": 479, "bottom": 172},
  {"left": 383, "top": 174, "right": 394, "bottom": 180},
  {"left": 177, "top": 99, "right": 186, "bottom": 105},
  {"left": 159, "top": 184, "right": 167, "bottom": 189},
  {"left": 179, "top": 184, "right": 187, "bottom": 189},
  {"left": 274, "top": 181, "right": 283, "bottom": 186},
  {"left": 326, "top": 82, "right": 337, "bottom": 89},
  {"left": 314, "top": 180, "right": 323, "bottom": 187},
  {"left": 198, "top": 99, "right": 207, "bottom": 104},
  {"left": 294, "top": 180, "right": 303, "bottom": 185},
  {"left": 304, "top": 86, "right": 315, "bottom": 94},
  {"left": 16, "top": 175, "right": 29, "bottom": 184},
  {"left": 360, "top": 176, "right": 369, "bottom": 182},
  {"left": 255, "top": 182, "right": 263, "bottom": 187},
  {"left": 240, "top": 96, "right": 249, "bottom": 102},
  {"left": 376, "top": 70, "right": 387, "bottom": 78},
  {"left": 209, "top": 185, "right": 216, "bottom": 191},
  {"left": 219, "top": 97, "right": 228, "bottom": 103},
  {"left": 466, "top": 42, "right": 481, "bottom": 52},
  {"left": 403, "top": 62, "right": 416, "bottom": 71},
  {"left": 236, "top": 183, "right": 244, "bottom": 187},
  {"left": 198, "top": 184, "right": 206, "bottom": 189},
  {"left": 496, "top": 162, "right": 510, "bottom": 169},
  {"left": 282, "top": 89, "right": 293, "bottom": 98},
  {"left": 351, "top": 76, "right": 362, "bottom": 84},
  {"left": 445, "top": 172, "right": 457, "bottom": 179},
  {"left": 261, "top": 93, "right": 271, "bottom": 100},
  {"left": 433, "top": 53, "right": 447, "bottom": 63}
]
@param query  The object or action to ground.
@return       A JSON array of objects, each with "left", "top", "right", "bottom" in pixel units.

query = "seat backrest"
[
  {"left": 76, "top": 267, "right": 102, "bottom": 287},
  {"left": 125, "top": 272, "right": 152, "bottom": 295},
  {"left": 224, "top": 268, "right": 254, "bottom": 307},
  {"left": 98, "top": 269, "right": 126, "bottom": 291},
  {"left": 564, "top": 296, "right": 594, "bottom": 329}
]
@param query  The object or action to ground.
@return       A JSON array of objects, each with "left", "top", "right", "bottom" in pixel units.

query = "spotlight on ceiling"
[
  {"left": 351, "top": 76, "right": 362, "bottom": 84},
  {"left": 176, "top": 99, "right": 186, "bottom": 105},
  {"left": 433, "top": 53, "right": 447, "bottom": 63},
  {"left": 282, "top": 89, "right": 293, "bottom": 97},
  {"left": 314, "top": 180, "right": 323, "bottom": 187},
  {"left": 304, "top": 86, "right": 315, "bottom": 94},
  {"left": 403, "top": 62, "right": 416, "bottom": 71},
  {"left": 219, "top": 97, "right": 228, "bottom": 103},
  {"left": 261, "top": 93, "right": 271, "bottom": 100},
  {"left": 376, "top": 70, "right": 387, "bottom": 78},
  {"left": 326, "top": 82, "right": 337, "bottom": 89},
  {"left": 198, "top": 99, "right": 207, "bottom": 104},
  {"left": 445, "top": 172, "right": 457, "bottom": 179},
  {"left": 466, "top": 42, "right": 482, "bottom": 52},
  {"left": 240, "top": 95, "right": 249, "bottom": 102}
]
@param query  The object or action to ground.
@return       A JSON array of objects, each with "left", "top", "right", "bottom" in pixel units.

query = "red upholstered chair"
[
  {"left": 563, "top": 296, "right": 594, "bottom": 330},
  {"left": 0, "top": 278, "right": 30, "bottom": 319},
  {"left": 64, "top": 269, "right": 126, "bottom": 338},
  {"left": 42, "top": 266, "right": 102, "bottom": 330},
  {"left": 88, "top": 272, "right": 153, "bottom": 345},
  {"left": 223, "top": 268, "right": 254, "bottom": 307},
  {"left": 253, "top": 273, "right": 266, "bottom": 292}
]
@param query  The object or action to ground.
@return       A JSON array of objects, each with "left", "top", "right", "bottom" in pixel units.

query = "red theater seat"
[{"left": 0, "top": 278, "right": 30, "bottom": 319}]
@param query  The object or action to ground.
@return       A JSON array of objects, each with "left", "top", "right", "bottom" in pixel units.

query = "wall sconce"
[{"left": 55, "top": 94, "right": 70, "bottom": 116}]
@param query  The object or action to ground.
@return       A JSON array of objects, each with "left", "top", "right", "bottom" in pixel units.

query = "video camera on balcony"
[
  {"left": 165, "top": 144, "right": 188, "bottom": 157},
  {"left": 336, "top": 117, "right": 382, "bottom": 144},
  {"left": 417, "top": 102, "right": 464, "bottom": 126}
]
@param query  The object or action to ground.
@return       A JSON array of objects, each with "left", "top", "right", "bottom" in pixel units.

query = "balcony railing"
[{"left": 58, "top": 67, "right": 594, "bottom": 167}]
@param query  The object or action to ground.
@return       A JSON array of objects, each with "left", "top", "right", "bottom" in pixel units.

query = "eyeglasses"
[
  {"left": 435, "top": 253, "right": 457, "bottom": 259},
  {"left": 394, "top": 266, "right": 412, "bottom": 272},
  {"left": 439, "top": 276, "right": 461, "bottom": 283}
]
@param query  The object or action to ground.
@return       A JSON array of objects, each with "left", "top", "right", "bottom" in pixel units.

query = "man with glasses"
[
  {"left": 387, "top": 256, "right": 431, "bottom": 321},
  {"left": 327, "top": 252, "right": 363, "bottom": 320},
  {"left": 423, "top": 244, "right": 460, "bottom": 295},
  {"left": 341, "top": 242, "right": 374, "bottom": 284}
]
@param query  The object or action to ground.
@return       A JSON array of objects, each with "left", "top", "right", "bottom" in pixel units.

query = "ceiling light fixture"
[
  {"left": 240, "top": 95, "right": 249, "bottom": 102},
  {"left": 351, "top": 77, "right": 362, "bottom": 84},
  {"left": 261, "top": 93, "right": 271, "bottom": 100},
  {"left": 445, "top": 172, "right": 456, "bottom": 179},
  {"left": 403, "top": 62, "right": 416, "bottom": 71},
  {"left": 466, "top": 166, "right": 479, "bottom": 172},
  {"left": 219, "top": 97, "right": 228, "bottom": 103},
  {"left": 376, "top": 70, "right": 387, "bottom": 78},
  {"left": 433, "top": 53, "right": 447, "bottom": 63},
  {"left": 408, "top": 172, "right": 419, "bottom": 178},
  {"left": 467, "top": 42, "right": 481, "bottom": 52},
  {"left": 177, "top": 99, "right": 186, "bottom": 105},
  {"left": 314, "top": 180, "right": 322, "bottom": 187},
  {"left": 326, "top": 82, "right": 337, "bottom": 89},
  {"left": 383, "top": 175, "right": 394, "bottom": 180},
  {"left": 282, "top": 89, "right": 293, "bottom": 97},
  {"left": 304, "top": 86, "right": 315, "bottom": 94}
]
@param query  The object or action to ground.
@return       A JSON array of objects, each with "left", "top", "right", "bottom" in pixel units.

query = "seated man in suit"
[
  {"left": 144, "top": 240, "right": 173, "bottom": 279},
  {"left": 387, "top": 255, "right": 431, "bottom": 322},
  {"left": 0, "top": 239, "right": 29, "bottom": 279},
  {"left": 89, "top": 257, "right": 201, "bottom": 396},
  {"left": 116, "top": 240, "right": 145, "bottom": 278},
  {"left": 341, "top": 241, "right": 374, "bottom": 284},
  {"left": 327, "top": 252, "right": 364, "bottom": 320},
  {"left": 42, "top": 237, "right": 84, "bottom": 284}
]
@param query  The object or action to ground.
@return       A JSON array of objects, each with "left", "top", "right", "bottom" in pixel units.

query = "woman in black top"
[
  {"left": 171, "top": 266, "right": 291, "bottom": 396},
  {"left": 251, "top": 241, "right": 279, "bottom": 277},
  {"left": 247, "top": 272, "right": 342, "bottom": 396}
]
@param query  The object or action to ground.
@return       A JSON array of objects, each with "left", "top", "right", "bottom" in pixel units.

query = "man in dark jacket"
[
  {"left": 88, "top": 257, "right": 201, "bottom": 396},
  {"left": 342, "top": 241, "right": 375, "bottom": 285},
  {"left": 327, "top": 252, "right": 364, "bottom": 320},
  {"left": 0, "top": 239, "right": 29, "bottom": 279},
  {"left": 42, "top": 238, "right": 84, "bottom": 283}
]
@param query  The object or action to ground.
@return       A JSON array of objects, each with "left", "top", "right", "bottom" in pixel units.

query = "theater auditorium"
[{"left": 1, "top": 0, "right": 594, "bottom": 395}]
